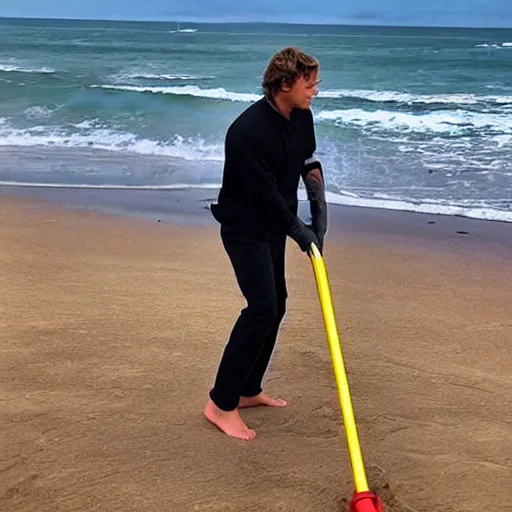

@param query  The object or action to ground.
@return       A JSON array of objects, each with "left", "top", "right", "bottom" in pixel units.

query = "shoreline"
[{"left": 2, "top": 184, "right": 512, "bottom": 260}]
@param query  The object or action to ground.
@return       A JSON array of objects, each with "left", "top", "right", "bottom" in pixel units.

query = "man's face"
[{"left": 287, "top": 71, "right": 319, "bottom": 110}]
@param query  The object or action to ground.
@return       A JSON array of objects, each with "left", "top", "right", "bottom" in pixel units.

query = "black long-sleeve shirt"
[{"left": 211, "top": 97, "right": 319, "bottom": 236}]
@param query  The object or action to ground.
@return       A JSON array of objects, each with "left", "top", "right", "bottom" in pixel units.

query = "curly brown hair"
[{"left": 262, "top": 47, "right": 319, "bottom": 98}]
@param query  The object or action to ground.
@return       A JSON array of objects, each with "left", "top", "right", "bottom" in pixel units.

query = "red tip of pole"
[{"left": 349, "top": 491, "right": 384, "bottom": 512}]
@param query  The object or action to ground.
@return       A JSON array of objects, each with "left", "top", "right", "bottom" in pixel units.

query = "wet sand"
[{"left": 1, "top": 189, "right": 511, "bottom": 512}]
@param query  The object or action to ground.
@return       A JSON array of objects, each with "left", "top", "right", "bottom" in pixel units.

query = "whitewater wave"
[
  {"left": 0, "top": 64, "right": 55, "bottom": 74},
  {"left": 0, "top": 181, "right": 222, "bottom": 190},
  {"left": 296, "top": 189, "right": 512, "bottom": 223},
  {"left": 89, "top": 83, "right": 512, "bottom": 109},
  {"left": 313, "top": 190, "right": 512, "bottom": 223},
  {"left": 0, "top": 121, "right": 224, "bottom": 161},
  {"left": 91, "top": 84, "right": 260, "bottom": 102},
  {"left": 318, "top": 89, "right": 512, "bottom": 106},
  {"left": 316, "top": 108, "right": 512, "bottom": 135},
  {"left": 475, "top": 42, "right": 512, "bottom": 48},
  {"left": 24, "top": 106, "right": 55, "bottom": 119},
  {"left": 129, "top": 73, "right": 216, "bottom": 81}
]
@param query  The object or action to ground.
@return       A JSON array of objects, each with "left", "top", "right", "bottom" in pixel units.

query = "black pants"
[{"left": 209, "top": 225, "right": 288, "bottom": 411}]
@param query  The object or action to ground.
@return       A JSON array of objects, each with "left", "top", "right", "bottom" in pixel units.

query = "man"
[{"left": 204, "top": 47, "right": 327, "bottom": 440}]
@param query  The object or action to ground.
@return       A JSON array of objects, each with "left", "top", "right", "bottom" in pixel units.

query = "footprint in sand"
[{"left": 274, "top": 402, "right": 342, "bottom": 439}]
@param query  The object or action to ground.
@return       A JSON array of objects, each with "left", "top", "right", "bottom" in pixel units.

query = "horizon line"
[{"left": 0, "top": 15, "right": 510, "bottom": 30}]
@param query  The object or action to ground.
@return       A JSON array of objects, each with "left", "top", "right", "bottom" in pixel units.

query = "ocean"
[{"left": 1, "top": 17, "right": 511, "bottom": 222}]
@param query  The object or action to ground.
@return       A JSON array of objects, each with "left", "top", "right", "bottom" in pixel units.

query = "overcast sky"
[{"left": 1, "top": 0, "right": 511, "bottom": 28}]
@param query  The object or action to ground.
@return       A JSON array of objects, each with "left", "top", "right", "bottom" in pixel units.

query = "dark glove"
[
  {"left": 290, "top": 219, "right": 319, "bottom": 253},
  {"left": 311, "top": 200, "right": 327, "bottom": 253}
]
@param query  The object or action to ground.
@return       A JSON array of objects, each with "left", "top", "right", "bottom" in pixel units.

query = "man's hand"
[{"left": 290, "top": 219, "right": 319, "bottom": 253}]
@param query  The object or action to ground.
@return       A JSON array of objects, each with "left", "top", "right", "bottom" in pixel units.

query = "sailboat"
[{"left": 169, "top": 22, "right": 197, "bottom": 34}]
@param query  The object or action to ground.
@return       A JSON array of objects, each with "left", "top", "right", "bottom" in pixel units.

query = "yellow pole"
[{"left": 308, "top": 243, "right": 369, "bottom": 493}]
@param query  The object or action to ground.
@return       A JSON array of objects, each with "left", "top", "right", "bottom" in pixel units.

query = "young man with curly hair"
[{"left": 205, "top": 47, "right": 328, "bottom": 440}]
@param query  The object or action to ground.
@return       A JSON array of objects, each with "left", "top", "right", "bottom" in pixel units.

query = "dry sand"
[{"left": 1, "top": 193, "right": 511, "bottom": 512}]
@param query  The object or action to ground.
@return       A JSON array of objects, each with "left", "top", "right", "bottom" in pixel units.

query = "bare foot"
[
  {"left": 204, "top": 399, "right": 256, "bottom": 441},
  {"left": 238, "top": 392, "right": 287, "bottom": 409}
]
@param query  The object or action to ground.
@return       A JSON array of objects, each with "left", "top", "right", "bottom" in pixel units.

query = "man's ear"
[{"left": 280, "top": 80, "right": 293, "bottom": 93}]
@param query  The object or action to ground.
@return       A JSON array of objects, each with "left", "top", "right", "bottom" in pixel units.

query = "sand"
[{"left": 1, "top": 191, "right": 511, "bottom": 512}]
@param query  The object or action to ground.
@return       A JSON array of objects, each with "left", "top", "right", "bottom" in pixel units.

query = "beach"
[
  {"left": 1, "top": 189, "right": 511, "bottom": 512},
  {"left": 2, "top": 17, "right": 512, "bottom": 512}
]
